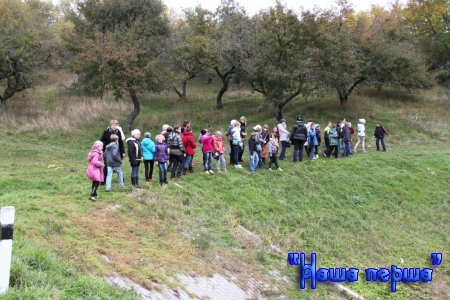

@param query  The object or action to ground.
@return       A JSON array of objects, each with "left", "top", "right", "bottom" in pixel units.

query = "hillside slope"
[{"left": 0, "top": 78, "right": 449, "bottom": 299}]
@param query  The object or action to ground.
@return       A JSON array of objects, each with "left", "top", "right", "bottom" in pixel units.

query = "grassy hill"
[{"left": 0, "top": 73, "right": 449, "bottom": 299}]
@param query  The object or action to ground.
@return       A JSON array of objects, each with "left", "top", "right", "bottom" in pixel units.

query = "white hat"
[{"left": 359, "top": 119, "right": 366, "bottom": 124}]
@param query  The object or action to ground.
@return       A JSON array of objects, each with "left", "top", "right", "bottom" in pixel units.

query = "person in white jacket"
[
  {"left": 277, "top": 119, "right": 290, "bottom": 160},
  {"left": 354, "top": 118, "right": 366, "bottom": 153}
]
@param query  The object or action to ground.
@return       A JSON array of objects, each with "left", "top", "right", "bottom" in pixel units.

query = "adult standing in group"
[
  {"left": 278, "top": 119, "right": 290, "bottom": 161},
  {"left": 238, "top": 116, "right": 247, "bottom": 162},
  {"left": 126, "top": 129, "right": 142, "bottom": 188},
  {"left": 374, "top": 122, "right": 389, "bottom": 151},
  {"left": 231, "top": 121, "right": 243, "bottom": 169},
  {"left": 141, "top": 132, "right": 156, "bottom": 183},
  {"left": 354, "top": 119, "right": 366, "bottom": 153},
  {"left": 290, "top": 117, "right": 307, "bottom": 162},
  {"left": 342, "top": 122, "right": 352, "bottom": 158},
  {"left": 226, "top": 120, "right": 237, "bottom": 165},
  {"left": 167, "top": 125, "right": 186, "bottom": 178},
  {"left": 100, "top": 120, "right": 125, "bottom": 184}
]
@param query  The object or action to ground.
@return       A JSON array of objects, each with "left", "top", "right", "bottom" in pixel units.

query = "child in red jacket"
[
  {"left": 213, "top": 131, "right": 227, "bottom": 172},
  {"left": 182, "top": 126, "right": 196, "bottom": 174}
]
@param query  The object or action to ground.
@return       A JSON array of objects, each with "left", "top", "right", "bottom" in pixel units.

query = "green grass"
[{"left": 0, "top": 78, "right": 449, "bottom": 299}]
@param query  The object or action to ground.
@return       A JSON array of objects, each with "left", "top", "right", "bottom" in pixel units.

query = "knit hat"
[
  {"left": 144, "top": 132, "right": 151, "bottom": 138},
  {"left": 316, "top": 124, "right": 321, "bottom": 129},
  {"left": 359, "top": 119, "right": 366, "bottom": 124},
  {"left": 215, "top": 131, "right": 222, "bottom": 137},
  {"left": 296, "top": 117, "right": 303, "bottom": 122}
]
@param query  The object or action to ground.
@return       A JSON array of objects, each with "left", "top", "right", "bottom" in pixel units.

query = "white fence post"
[{"left": 0, "top": 206, "right": 15, "bottom": 294}]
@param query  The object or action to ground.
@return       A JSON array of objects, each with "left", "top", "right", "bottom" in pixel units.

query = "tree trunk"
[
  {"left": 123, "top": 88, "right": 141, "bottom": 133},
  {"left": 274, "top": 103, "right": 284, "bottom": 121},
  {"left": 337, "top": 89, "right": 348, "bottom": 106},
  {"left": 173, "top": 80, "right": 188, "bottom": 101},
  {"left": 181, "top": 80, "right": 187, "bottom": 101},
  {"left": 214, "top": 66, "right": 235, "bottom": 110},
  {"left": 0, "top": 98, "right": 6, "bottom": 113},
  {"left": 216, "top": 79, "right": 229, "bottom": 109}
]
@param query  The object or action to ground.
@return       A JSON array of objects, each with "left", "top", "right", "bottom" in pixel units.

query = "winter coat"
[
  {"left": 315, "top": 128, "right": 321, "bottom": 146},
  {"left": 268, "top": 138, "right": 279, "bottom": 154},
  {"left": 126, "top": 137, "right": 142, "bottom": 166},
  {"left": 324, "top": 126, "right": 330, "bottom": 146},
  {"left": 100, "top": 128, "right": 125, "bottom": 159},
  {"left": 374, "top": 126, "right": 389, "bottom": 138},
  {"left": 308, "top": 128, "right": 318, "bottom": 146},
  {"left": 248, "top": 138, "right": 257, "bottom": 156},
  {"left": 141, "top": 138, "right": 156, "bottom": 160},
  {"left": 342, "top": 126, "right": 351, "bottom": 143},
  {"left": 213, "top": 137, "right": 225, "bottom": 154},
  {"left": 182, "top": 132, "right": 197, "bottom": 156},
  {"left": 86, "top": 150, "right": 104, "bottom": 182},
  {"left": 328, "top": 128, "right": 338, "bottom": 146},
  {"left": 357, "top": 123, "right": 366, "bottom": 137},
  {"left": 278, "top": 123, "right": 290, "bottom": 142},
  {"left": 154, "top": 142, "right": 169, "bottom": 163},
  {"left": 261, "top": 130, "right": 270, "bottom": 145},
  {"left": 231, "top": 127, "right": 241, "bottom": 142},
  {"left": 167, "top": 131, "right": 185, "bottom": 154},
  {"left": 105, "top": 143, "right": 122, "bottom": 168},
  {"left": 200, "top": 135, "right": 214, "bottom": 153},
  {"left": 349, "top": 127, "right": 355, "bottom": 135},
  {"left": 290, "top": 121, "right": 308, "bottom": 142},
  {"left": 336, "top": 125, "right": 343, "bottom": 139},
  {"left": 240, "top": 122, "right": 246, "bottom": 139}
]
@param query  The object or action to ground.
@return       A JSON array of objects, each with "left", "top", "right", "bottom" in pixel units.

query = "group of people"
[{"left": 85, "top": 118, "right": 389, "bottom": 201}]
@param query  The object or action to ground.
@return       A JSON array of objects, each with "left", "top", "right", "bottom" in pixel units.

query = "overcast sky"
[{"left": 51, "top": 0, "right": 407, "bottom": 15}]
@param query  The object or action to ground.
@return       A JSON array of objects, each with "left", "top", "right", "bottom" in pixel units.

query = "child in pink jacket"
[
  {"left": 86, "top": 140, "right": 105, "bottom": 201},
  {"left": 200, "top": 129, "right": 214, "bottom": 174}
]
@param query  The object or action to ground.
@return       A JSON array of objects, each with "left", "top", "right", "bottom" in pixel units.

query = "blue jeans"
[
  {"left": 343, "top": 142, "right": 351, "bottom": 157},
  {"left": 203, "top": 152, "right": 212, "bottom": 171},
  {"left": 309, "top": 145, "right": 316, "bottom": 160},
  {"left": 184, "top": 155, "right": 193, "bottom": 170},
  {"left": 158, "top": 162, "right": 167, "bottom": 182},
  {"left": 106, "top": 166, "right": 124, "bottom": 190},
  {"left": 339, "top": 139, "right": 345, "bottom": 156},
  {"left": 216, "top": 153, "right": 226, "bottom": 171},
  {"left": 279, "top": 141, "right": 287, "bottom": 160},
  {"left": 131, "top": 165, "right": 139, "bottom": 177},
  {"left": 249, "top": 152, "right": 259, "bottom": 172}
]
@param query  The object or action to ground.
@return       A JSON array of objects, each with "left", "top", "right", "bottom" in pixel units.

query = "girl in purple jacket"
[
  {"left": 154, "top": 134, "right": 169, "bottom": 187},
  {"left": 86, "top": 140, "right": 105, "bottom": 201}
]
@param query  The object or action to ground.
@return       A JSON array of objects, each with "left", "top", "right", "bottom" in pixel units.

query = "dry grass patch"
[
  {"left": 71, "top": 206, "right": 202, "bottom": 288},
  {"left": 0, "top": 97, "right": 129, "bottom": 134}
]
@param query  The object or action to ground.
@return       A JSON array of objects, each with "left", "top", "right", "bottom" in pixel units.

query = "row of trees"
[{"left": 1, "top": 0, "right": 448, "bottom": 129}]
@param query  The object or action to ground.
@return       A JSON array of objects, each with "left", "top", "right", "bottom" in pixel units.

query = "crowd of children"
[{"left": 86, "top": 118, "right": 389, "bottom": 201}]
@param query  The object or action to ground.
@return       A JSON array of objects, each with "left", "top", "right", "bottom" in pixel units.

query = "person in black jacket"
[
  {"left": 374, "top": 122, "right": 389, "bottom": 151},
  {"left": 238, "top": 116, "right": 247, "bottom": 162},
  {"left": 290, "top": 117, "right": 308, "bottom": 162},
  {"left": 100, "top": 120, "right": 125, "bottom": 184},
  {"left": 126, "top": 129, "right": 143, "bottom": 188},
  {"left": 248, "top": 131, "right": 259, "bottom": 172}
]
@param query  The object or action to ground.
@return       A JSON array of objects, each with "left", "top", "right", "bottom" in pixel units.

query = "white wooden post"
[{"left": 0, "top": 206, "right": 15, "bottom": 294}]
